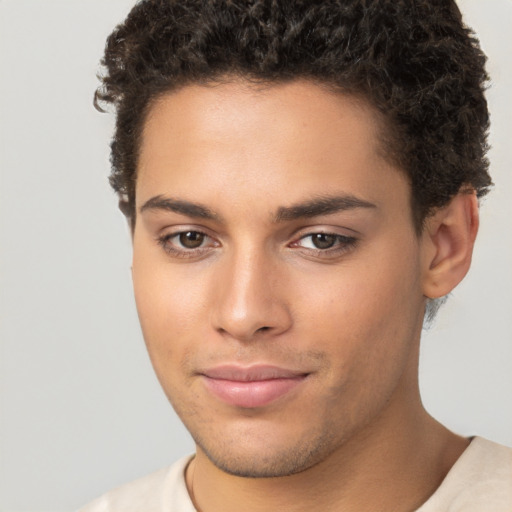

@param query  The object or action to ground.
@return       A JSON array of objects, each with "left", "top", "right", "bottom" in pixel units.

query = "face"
[{"left": 133, "top": 80, "right": 428, "bottom": 478}]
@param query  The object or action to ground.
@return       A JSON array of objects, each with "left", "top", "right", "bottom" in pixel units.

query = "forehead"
[
  {"left": 140, "top": 80, "right": 383, "bottom": 163},
  {"left": 137, "top": 80, "right": 409, "bottom": 218}
]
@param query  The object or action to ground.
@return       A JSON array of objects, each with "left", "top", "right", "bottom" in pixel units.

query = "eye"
[
  {"left": 291, "top": 232, "right": 357, "bottom": 257},
  {"left": 177, "top": 231, "right": 206, "bottom": 249},
  {"left": 300, "top": 233, "right": 338, "bottom": 250},
  {"left": 157, "top": 229, "right": 218, "bottom": 258}
]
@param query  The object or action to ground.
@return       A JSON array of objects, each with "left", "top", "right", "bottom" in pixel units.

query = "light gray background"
[{"left": 0, "top": 1, "right": 510, "bottom": 511}]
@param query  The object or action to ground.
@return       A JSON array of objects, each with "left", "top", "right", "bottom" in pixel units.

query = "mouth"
[{"left": 199, "top": 365, "right": 310, "bottom": 408}]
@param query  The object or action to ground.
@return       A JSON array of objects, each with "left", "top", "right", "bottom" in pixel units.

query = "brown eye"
[
  {"left": 291, "top": 231, "right": 358, "bottom": 260},
  {"left": 179, "top": 231, "right": 205, "bottom": 249},
  {"left": 311, "top": 233, "right": 336, "bottom": 249}
]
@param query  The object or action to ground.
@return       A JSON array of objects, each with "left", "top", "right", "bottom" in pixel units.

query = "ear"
[{"left": 421, "top": 191, "right": 479, "bottom": 299}]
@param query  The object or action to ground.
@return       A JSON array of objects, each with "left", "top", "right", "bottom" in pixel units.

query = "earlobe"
[{"left": 421, "top": 191, "right": 479, "bottom": 299}]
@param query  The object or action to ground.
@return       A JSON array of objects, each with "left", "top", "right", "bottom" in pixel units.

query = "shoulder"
[
  {"left": 417, "top": 437, "right": 512, "bottom": 512},
  {"left": 78, "top": 455, "right": 196, "bottom": 512}
]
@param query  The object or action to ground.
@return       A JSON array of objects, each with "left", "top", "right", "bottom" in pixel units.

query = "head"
[
  {"left": 95, "top": 0, "right": 490, "bottom": 479},
  {"left": 95, "top": 0, "right": 491, "bottom": 232}
]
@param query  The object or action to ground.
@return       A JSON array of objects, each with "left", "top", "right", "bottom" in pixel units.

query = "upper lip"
[{"left": 200, "top": 365, "right": 309, "bottom": 382}]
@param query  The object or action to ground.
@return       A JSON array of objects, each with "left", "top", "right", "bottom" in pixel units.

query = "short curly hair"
[{"left": 95, "top": 0, "right": 491, "bottom": 231}]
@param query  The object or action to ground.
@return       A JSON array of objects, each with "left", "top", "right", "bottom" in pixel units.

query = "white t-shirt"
[{"left": 79, "top": 437, "right": 512, "bottom": 512}]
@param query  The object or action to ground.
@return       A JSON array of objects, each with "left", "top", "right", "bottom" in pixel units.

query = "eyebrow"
[
  {"left": 274, "top": 195, "right": 377, "bottom": 222},
  {"left": 139, "top": 195, "right": 220, "bottom": 220},
  {"left": 139, "top": 193, "right": 376, "bottom": 223}
]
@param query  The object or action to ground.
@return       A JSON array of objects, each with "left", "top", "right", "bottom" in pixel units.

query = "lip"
[{"left": 200, "top": 365, "right": 309, "bottom": 408}]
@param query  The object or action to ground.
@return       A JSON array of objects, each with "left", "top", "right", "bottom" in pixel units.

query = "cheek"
[
  {"left": 297, "top": 245, "right": 424, "bottom": 378},
  {"left": 131, "top": 251, "right": 209, "bottom": 375}
]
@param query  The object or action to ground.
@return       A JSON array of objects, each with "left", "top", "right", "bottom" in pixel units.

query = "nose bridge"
[{"left": 212, "top": 241, "right": 290, "bottom": 341}]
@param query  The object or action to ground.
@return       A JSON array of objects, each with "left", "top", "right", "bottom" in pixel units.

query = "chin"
[{"left": 193, "top": 424, "right": 338, "bottom": 478}]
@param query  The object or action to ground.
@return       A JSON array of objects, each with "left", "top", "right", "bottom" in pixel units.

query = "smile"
[{"left": 200, "top": 365, "right": 309, "bottom": 408}]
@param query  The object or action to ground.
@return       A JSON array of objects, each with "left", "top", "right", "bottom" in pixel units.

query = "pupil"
[
  {"left": 313, "top": 233, "right": 336, "bottom": 249},
  {"left": 179, "top": 231, "right": 204, "bottom": 248}
]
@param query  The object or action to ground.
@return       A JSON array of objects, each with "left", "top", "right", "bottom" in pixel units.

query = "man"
[{"left": 81, "top": 0, "right": 512, "bottom": 510}]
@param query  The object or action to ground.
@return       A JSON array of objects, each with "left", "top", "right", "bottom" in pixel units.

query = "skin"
[{"left": 132, "top": 80, "right": 477, "bottom": 512}]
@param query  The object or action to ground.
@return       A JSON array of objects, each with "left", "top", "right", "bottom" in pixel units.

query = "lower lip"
[{"left": 202, "top": 376, "right": 307, "bottom": 408}]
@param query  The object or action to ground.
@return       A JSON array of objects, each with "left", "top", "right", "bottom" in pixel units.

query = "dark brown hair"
[{"left": 95, "top": 0, "right": 491, "bottom": 231}]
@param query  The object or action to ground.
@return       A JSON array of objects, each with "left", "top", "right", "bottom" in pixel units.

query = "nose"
[{"left": 211, "top": 247, "right": 292, "bottom": 342}]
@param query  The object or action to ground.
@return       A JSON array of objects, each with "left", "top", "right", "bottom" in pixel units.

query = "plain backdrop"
[{"left": 0, "top": 1, "right": 511, "bottom": 511}]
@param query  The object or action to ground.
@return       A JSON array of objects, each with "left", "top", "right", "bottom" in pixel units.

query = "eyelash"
[
  {"left": 157, "top": 230, "right": 217, "bottom": 259},
  {"left": 290, "top": 232, "right": 358, "bottom": 258},
  {"left": 156, "top": 230, "right": 358, "bottom": 259}
]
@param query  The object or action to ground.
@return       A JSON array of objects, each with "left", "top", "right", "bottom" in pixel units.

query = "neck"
[
  {"left": 185, "top": 341, "right": 469, "bottom": 512},
  {"left": 186, "top": 404, "right": 468, "bottom": 512}
]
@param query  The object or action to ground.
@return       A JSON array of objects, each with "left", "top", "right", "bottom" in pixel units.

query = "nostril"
[{"left": 256, "top": 326, "right": 271, "bottom": 333}]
